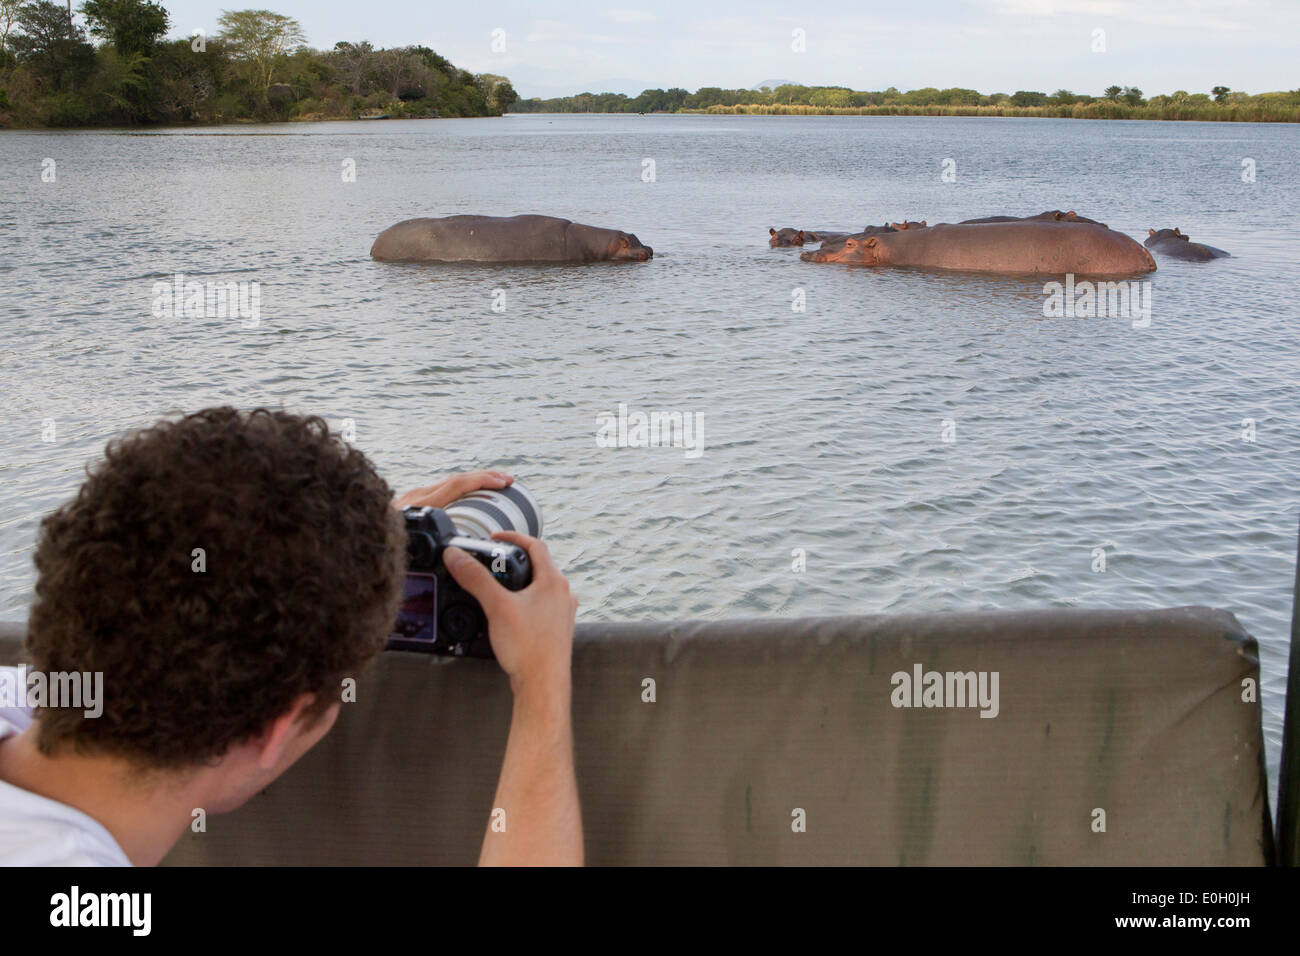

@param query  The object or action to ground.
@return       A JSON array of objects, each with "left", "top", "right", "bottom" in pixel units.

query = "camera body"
[{"left": 387, "top": 506, "right": 531, "bottom": 658}]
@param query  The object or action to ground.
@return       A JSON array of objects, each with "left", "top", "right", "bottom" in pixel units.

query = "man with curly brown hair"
[{"left": 0, "top": 407, "right": 582, "bottom": 866}]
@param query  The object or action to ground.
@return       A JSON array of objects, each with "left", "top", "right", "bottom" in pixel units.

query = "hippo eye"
[{"left": 845, "top": 239, "right": 857, "bottom": 248}]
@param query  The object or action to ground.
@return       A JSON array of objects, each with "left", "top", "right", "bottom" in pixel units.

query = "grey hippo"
[
  {"left": 371, "top": 214, "right": 653, "bottom": 263},
  {"left": 1144, "top": 228, "right": 1229, "bottom": 261},
  {"left": 959, "top": 210, "right": 1107, "bottom": 227}
]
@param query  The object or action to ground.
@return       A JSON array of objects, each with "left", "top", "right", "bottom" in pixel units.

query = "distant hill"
[{"left": 753, "top": 80, "right": 800, "bottom": 91}]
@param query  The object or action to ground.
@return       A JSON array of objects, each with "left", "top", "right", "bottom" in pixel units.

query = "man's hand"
[
  {"left": 393, "top": 470, "right": 514, "bottom": 511},
  {"left": 442, "top": 531, "right": 582, "bottom": 866},
  {"left": 442, "top": 532, "right": 575, "bottom": 696}
]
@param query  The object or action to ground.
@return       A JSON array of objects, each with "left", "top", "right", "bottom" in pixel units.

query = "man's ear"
[{"left": 254, "top": 693, "right": 326, "bottom": 770}]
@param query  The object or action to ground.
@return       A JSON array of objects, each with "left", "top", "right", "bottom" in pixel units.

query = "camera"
[{"left": 387, "top": 483, "right": 541, "bottom": 658}]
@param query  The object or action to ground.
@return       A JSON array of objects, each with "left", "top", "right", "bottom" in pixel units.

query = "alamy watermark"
[
  {"left": 151, "top": 273, "right": 261, "bottom": 328},
  {"left": 1043, "top": 274, "right": 1151, "bottom": 328},
  {"left": 0, "top": 667, "right": 103, "bottom": 718},
  {"left": 890, "top": 663, "right": 999, "bottom": 718},
  {"left": 596, "top": 402, "right": 705, "bottom": 459}
]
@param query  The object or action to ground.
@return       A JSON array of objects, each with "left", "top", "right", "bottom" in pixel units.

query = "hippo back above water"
[
  {"left": 371, "top": 214, "right": 652, "bottom": 263},
  {"left": 1144, "top": 228, "right": 1229, "bottom": 261},
  {"left": 960, "top": 210, "right": 1107, "bottom": 227},
  {"left": 769, "top": 227, "right": 855, "bottom": 247},
  {"left": 801, "top": 221, "right": 1155, "bottom": 276}
]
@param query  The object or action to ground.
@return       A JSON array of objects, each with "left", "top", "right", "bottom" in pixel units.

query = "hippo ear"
[
  {"left": 1174, "top": 228, "right": 1182, "bottom": 236},
  {"left": 619, "top": 236, "right": 630, "bottom": 248},
  {"left": 1148, "top": 228, "right": 1155, "bottom": 236},
  {"left": 769, "top": 228, "right": 777, "bottom": 237},
  {"left": 919, "top": 220, "right": 926, "bottom": 227},
  {"left": 864, "top": 237, "right": 879, "bottom": 248},
  {"left": 1065, "top": 210, "right": 1077, "bottom": 219}
]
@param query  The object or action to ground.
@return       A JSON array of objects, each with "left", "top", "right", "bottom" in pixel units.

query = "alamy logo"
[
  {"left": 0, "top": 667, "right": 102, "bottom": 718},
  {"left": 595, "top": 402, "right": 704, "bottom": 459},
  {"left": 890, "top": 664, "right": 1000, "bottom": 718},
  {"left": 1042, "top": 274, "right": 1151, "bottom": 328},
  {"left": 50, "top": 886, "right": 151, "bottom": 936},
  {"left": 151, "top": 273, "right": 261, "bottom": 328}
]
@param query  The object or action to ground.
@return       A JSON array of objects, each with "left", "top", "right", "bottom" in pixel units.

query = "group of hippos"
[{"left": 369, "top": 212, "right": 1229, "bottom": 276}]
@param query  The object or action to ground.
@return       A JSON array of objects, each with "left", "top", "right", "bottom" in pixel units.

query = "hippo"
[
  {"left": 888, "top": 220, "right": 927, "bottom": 230},
  {"left": 1144, "top": 228, "right": 1229, "bottom": 261},
  {"left": 370, "top": 214, "right": 652, "bottom": 263},
  {"left": 809, "top": 225, "right": 898, "bottom": 254},
  {"left": 800, "top": 221, "right": 1156, "bottom": 275},
  {"left": 960, "top": 210, "right": 1107, "bottom": 226},
  {"left": 769, "top": 227, "right": 853, "bottom": 247}
]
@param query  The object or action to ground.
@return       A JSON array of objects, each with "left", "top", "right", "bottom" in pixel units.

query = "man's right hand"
[
  {"left": 442, "top": 532, "right": 576, "bottom": 693},
  {"left": 441, "top": 532, "right": 583, "bottom": 866}
]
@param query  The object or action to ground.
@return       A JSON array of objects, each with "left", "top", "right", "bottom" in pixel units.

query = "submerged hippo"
[
  {"left": 960, "top": 210, "right": 1107, "bottom": 226},
  {"left": 810, "top": 225, "right": 897, "bottom": 254},
  {"left": 1144, "top": 228, "right": 1229, "bottom": 261},
  {"left": 769, "top": 227, "right": 853, "bottom": 247},
  {"left": 371, "top": 214, "right": 652, "bottom": 263},
  {"left": 801, "top": 221, "right": 1155, "bottom": 276},
  {"left": 888, "top": 220, "right": 927, "bottom": 230}
]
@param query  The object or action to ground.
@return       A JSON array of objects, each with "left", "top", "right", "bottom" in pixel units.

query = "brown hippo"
[
  {"left": 371, "top": 214, "right": 652, "bottom": 263},
  {"left": 960, "top": 210, "right": 1107, "bottom": 226},
  {"left": 1144, "top": 228, "right": 1229, "bottom": 261},
  {"left": 800, "top": 221, "right": 1156, "bottom": 275},
  {"left": 769, "top": 227, "right": 853, "bottom": 247},
  {"left": 888, "top": 220, "right": 927, "bottom": 230}
]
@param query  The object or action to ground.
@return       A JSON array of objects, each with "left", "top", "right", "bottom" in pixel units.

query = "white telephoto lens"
[{"left": 444, "top": 481, "right": 542, "bottom": 540}]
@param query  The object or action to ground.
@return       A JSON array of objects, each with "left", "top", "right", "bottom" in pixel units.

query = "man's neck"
[{"left": 0, "top": 727, "right": 197, "bottom": 866}]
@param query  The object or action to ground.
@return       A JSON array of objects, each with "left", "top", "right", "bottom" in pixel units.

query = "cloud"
[
  {"left": 605, "top": 9, "right": 657, "bottom": 23},
  {"left": 966, "top": 0, "right": 1264, "bottom": 31}
]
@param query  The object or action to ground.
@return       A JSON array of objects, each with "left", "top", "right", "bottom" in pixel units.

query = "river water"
[{"left": 1, "top": 113, "right": 1297, "bottom": 794}]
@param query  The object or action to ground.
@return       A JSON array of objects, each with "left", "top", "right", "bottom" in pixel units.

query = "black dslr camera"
[{"left": 387, "top": 506, "right": 532, "bottom": 658}]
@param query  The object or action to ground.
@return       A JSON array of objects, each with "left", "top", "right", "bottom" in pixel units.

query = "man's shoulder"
[
  {"left": 0, "top": 776, "right": 132, "bottom": 867},
  {"left": 0, "top": 673, "right": 130, "bottom": 868}
]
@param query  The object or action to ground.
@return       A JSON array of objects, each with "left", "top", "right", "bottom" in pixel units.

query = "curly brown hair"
[{"left": 26, "top": 407, "right": 407, "bottom": 769}]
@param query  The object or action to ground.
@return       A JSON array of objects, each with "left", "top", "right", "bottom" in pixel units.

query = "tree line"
[
  {"left": 513, "top": 83, "right": 1300, "bottom": 122},
  {"left": 0, "top": 1, "right": 518, "bottom": 127}
]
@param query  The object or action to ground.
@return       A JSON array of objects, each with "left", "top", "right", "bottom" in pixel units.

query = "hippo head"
[
  {"left": 1146, "top": 227, "right": 1187, "bottom": 245},
  {"left": 610, "top": 231, "right": 653, "bottom": 260},
  {"left": 769, "top": 227, "right": 809, "bottom": 247},
  {"left": 888, "top": 220, "right": 927, "bottom": 231},
  {"left": 800, "top": 233, "right": 885, "bottom": 265},
  {"left": 1051, "top": 210, "right": 1107, "bottom": 226}
]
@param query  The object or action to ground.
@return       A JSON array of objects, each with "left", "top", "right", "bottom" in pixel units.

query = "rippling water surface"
[{"left": 1, "top": 114, "right": 1297, "bottom": 792}]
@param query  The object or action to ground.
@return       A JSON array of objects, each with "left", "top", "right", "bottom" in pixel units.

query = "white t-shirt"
[{"left": 0, "top": 667, "right": 131, "bottom": 866}]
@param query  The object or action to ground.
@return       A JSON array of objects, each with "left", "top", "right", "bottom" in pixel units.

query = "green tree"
[
  {"left": 80, "top": 0, "right": 168, "bottom": 56},
  {"left": 476, "top": 72, "right": 515, "bottom": 112},
  {"left": 1211, "top": 85, "right": 1230, "bottom": 102},
  {"left": 1104, "top": 85, "right": 1122, "bottom": 100},
  {"left": 1, "top": 0, "right": 23, "bottom": 59},
  {"left": 1122, "top": 85, "right": 1143, "bottom": 105},
  {"left": 10, "top": 0, "right": 96, "bottom": 91},
  {"left": 216, "top": 8, "right": 306, "bottom": 93},
  {"left": 1010, "top": 90, "right": 1047, "bottom": 107}
]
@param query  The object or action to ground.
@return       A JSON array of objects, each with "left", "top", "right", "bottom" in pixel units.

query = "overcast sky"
[{"left": 153, "top": 1, "right": 1297, "bottom": 99}]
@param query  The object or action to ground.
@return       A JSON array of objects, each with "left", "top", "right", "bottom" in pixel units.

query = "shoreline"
[{"left": 6, "top": 108, "right": 1299, "bottom": 132}]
